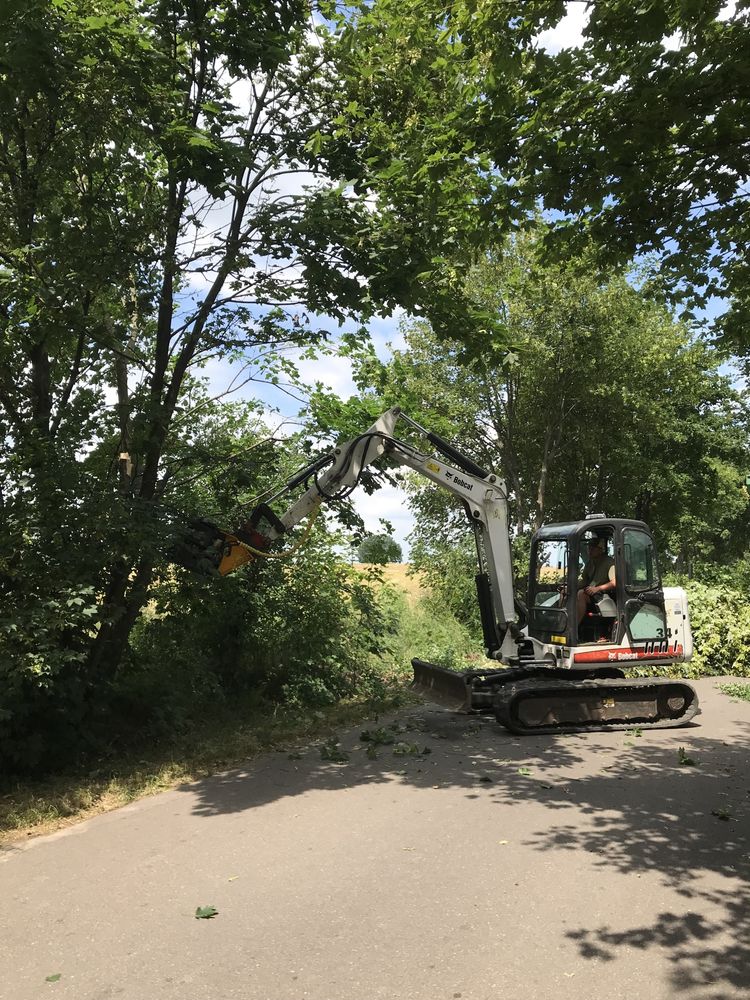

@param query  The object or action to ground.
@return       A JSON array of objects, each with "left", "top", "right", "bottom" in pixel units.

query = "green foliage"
[
  {"left": 356, "top": 533, "right": 402, "bottom": 564},
  {"left": 409, "top": 535, "right": 482, "bottom": 637},
  {"left": 386, "top": 583, "right": 482, "bottom": 671},
  {"left": 3, "top": 1, "right": 748, "bottom": 780},
  {"left": 678, "top": 747, "right": 697, "bottom": 767},
  {"left": 681, "top": 581, "right": 750, "bottom": 677},
  {"left": 347, "top": 228, "right": 749, "bottom": 567},
  {"left": 2, "top": 0, "right": 553, "bottom": 777},
  {"left": 720, "top": 683, "right": 750, "bottom": 703},
  {"left": 124, "top": 534, "right": 405, "bottom": 729},
  {"left": 510, "top": 2, "right": 750, "bottom": 347},
  {"left": 359, "top": 726, "right": 395, "bottom": 746},
  {"left": 319, "top": 738, "right": 349, "bottom": 763}
]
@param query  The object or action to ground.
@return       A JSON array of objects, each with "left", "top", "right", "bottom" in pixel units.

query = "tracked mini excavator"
[{"left": 174, "top": 407, "right": 699, "bottom": 735}]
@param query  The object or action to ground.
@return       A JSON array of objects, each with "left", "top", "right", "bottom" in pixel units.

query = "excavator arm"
[{"left": 179, "top": 406, "right": 519, "bottom": 661}]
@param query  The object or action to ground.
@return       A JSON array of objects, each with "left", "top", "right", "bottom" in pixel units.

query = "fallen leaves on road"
[
  {"left": 360, "top": 727, "right": 395, "bottom": 746},
  {"left": 195, "top": 906, "right": 219, "bottom": 919},
  {"left": 393, "top": 742, "right": 431, "bottom": 756},
  {"left": 320, "top": 739, "right": 349, "bottom": 763},
  {"left": 678, "top": 747, "right": 698, "bottom": 766}
]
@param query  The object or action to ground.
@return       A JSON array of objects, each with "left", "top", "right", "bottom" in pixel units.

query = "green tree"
[
  {"left": 357, "top": 534, "right": 402, "bottom": 564},
  {"left": 328, "top": 2, "right": 750, "bottom": 348},
  {"left": 0, "top": 0, "right": 534, "bottom": 706},
  {"left": 509, "top": 1, "right": 750, "bottom": 347},
  {"left": 349, "top": 230, "right": 749, "bottom": 600},
  {"left": 4, "top": 0, "right": 563, "bottom": 770}
]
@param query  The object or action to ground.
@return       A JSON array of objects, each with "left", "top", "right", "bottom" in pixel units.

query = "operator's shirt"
[{"left": 580, "top": 556, "right": 616, "bottom": 589}]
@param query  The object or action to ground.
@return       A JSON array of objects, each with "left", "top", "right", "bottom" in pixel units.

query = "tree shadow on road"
[
  {"left": 179, "top": 699, "right": 750, "bottom": 999},
  {"left": 512, "top": 723, "right": 750, "bottom": 999}
]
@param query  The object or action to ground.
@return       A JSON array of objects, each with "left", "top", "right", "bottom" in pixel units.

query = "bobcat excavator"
[{"left": 174, "top": 407, "right": 699, "bottom": 735}]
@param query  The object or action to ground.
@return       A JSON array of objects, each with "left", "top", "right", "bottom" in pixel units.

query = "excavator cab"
[{"left": 528, "top": 518, "right": 669, "bottom": 651}]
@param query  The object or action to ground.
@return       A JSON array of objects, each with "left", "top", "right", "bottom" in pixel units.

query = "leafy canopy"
[{"left": 507, "top": 0, "right": 750, "bottom": 347}]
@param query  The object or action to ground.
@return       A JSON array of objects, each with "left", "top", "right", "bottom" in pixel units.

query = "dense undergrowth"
[
  {"left": 2, "top": 560, "right": 749, "bottom": 841},
  {"left": 0, "top": 567, "right": 471, "bottom": 840},
  {"left": 0, "top": 563, "right": 475, "bottom": 834}
]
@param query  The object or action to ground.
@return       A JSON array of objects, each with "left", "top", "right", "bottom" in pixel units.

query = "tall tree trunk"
[
  {"left": 595, "top": 450, "right": 606, "bottom": 512},
  {"left": 29, "top": 337, "right": 51, "bottom": 439},
  {"left": 86, "top": 558, "right": 154, "bottom": 678},
  {"left": 635, "top": 490, "right": 652, "bottom": 522}
]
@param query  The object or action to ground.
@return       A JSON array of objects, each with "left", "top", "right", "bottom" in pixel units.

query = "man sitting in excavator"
[{"left": 577, "top": 533, "right": 616, "bottom": 630}]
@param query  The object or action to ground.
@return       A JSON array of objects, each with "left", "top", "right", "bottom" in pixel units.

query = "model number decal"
[{"left": 641, "top": 639, "right": 671, "bottom": 654}]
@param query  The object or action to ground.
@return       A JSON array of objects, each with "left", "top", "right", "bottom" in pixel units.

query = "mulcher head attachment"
[
  {"left": 169, "top": 518, "right": 231, "bottom": 576},
  {"left": 168, "top": 503, "right": 282, "bottom": 577}
]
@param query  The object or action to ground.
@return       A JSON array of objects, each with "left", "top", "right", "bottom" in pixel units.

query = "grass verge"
[
  {"left": 719, "top": 682, "right": 750, "bottom": 703},
  {"left": 0, "top": 686, "right": 416, "bottom": 848}
]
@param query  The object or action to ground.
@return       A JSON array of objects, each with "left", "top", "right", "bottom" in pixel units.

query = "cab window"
[
  {"left": 623, "top": 529, "right": 659, "bottom": 592},
  {"left": 533, "top": 539, "right": 568, "bottom": 607}
]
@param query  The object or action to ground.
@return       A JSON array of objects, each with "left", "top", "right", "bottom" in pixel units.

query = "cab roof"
[{"left": 534, "top": 518, "right": 651, "bottom": 541}]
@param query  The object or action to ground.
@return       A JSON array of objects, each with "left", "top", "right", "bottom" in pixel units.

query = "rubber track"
[{"left": 494, "top": 676, "right": 700, "bottom": 735}]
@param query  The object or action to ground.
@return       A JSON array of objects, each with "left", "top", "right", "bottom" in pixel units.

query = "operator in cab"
[{"left": 576, "top": 534, "right": 616, "bottom": 626}]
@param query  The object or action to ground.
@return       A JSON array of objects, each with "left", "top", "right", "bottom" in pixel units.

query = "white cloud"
[
  {"left": 368, "top": 309, "right": 407, "bottom": 356},
  {"left": 536, "top": 3, "right": 589, "bottom": 53},
  {"left": 296, "top": 351, "right": 357, "bottom": 397}
]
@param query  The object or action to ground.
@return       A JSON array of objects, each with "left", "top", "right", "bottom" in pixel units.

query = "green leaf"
[
  {"left": 187, "top": 134, "right": 216, "bottom": 150},
  {"left": 82, "top": 15, "right": 111, "bottom": 29},
  {"left": 195, "top": 906, "right": 219, "bottom": 919},
  {"left": 678, "top": 747, "right": 698, "bottom": 766},
  {"left": 45, "top": 974, "right": 62, "bottom": 983}
]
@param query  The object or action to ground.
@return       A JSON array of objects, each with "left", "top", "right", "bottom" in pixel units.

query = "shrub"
[
  {"left": 682, "top": 580, "right": 750, "bottom": 677},
  {"left": 124, "top": 536, "right": 406, "bottom": 733}
]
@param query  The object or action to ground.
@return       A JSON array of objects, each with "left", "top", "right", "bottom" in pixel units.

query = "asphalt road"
[{"left": 2, "top": 677, "right": 749, "bottom": 1000}]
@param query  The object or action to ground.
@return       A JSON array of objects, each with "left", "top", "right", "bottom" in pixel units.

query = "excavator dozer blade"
[
  {"left": 411, "top": 659, "right": 475, "bottom": 712},
  {"left": 494, "top": 677, "right": 699, "bottom": 735}
]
